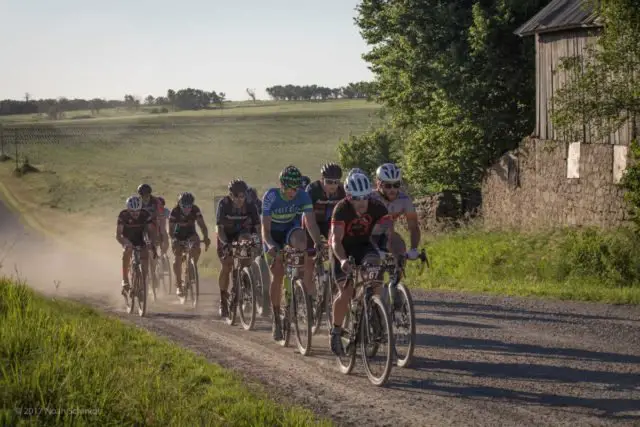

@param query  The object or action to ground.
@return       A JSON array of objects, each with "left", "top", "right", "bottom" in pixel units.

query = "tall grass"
[
  {"left": 0, "top": 279, "right": 332, "bottom": 426},
  {"left": 404, "top": 226, "right": 640, "bottom": 304}
]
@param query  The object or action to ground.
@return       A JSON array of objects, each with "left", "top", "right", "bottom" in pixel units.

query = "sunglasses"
[
  {"left": 382, "top": 183, "right": 401, "bottom": 189},
  {"left": 323, "top": 179, "right": 340, "bottom": 185},
  {"left": 349, "top": 195, "right": 370, "bottom": 201}
]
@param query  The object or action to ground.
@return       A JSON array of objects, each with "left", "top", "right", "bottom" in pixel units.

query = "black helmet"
[
  {"left": 228, "top": 179, "right": 248, "bottom": 194},
  {"left": 137, "top": 183, "right": 152, "bottom": 195},
  {"left": 300, "top": 175, "right": 311, "bottom": 189},
  {"left": 320, "top": 162, "right": 342, "bottom": 179},
  {"left": 178, "top": 192, "right": 194, "bottom": 208}
]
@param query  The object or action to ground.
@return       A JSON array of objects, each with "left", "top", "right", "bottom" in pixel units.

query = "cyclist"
[
  {"left": 216, "top": 179, "right": 261, "bottom": 318},
  {"left": 262, "top": 165, "right": 324, "bottom": 341},
  {"left": 169, "top": 192, "right": 211, "bottom": 297},
  {"left": 302, "top": 162, "right": 345, "bottom": 302},
  {"left": 116, "top": 195, "right": 158, "bottom": 294},
  {"left": 247, "top": 187, "right": 262, "bottom": 212},
  {"left": 137, "top": 183, "right": 165, "bottom": 288},
  {"left": 370, "top": 163, "right": 421, "bottom": 263},
  {"left": 328, "top": 172, "right": 393, "bottom": 356},
  {"left": 157, "top": 196, "right": 170, "bottom": 255}
]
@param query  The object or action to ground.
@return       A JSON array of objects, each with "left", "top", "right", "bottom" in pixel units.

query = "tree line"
[
  {"left": 265, "top": 82, "right": 375, "bottom": 101},
  {"left": 0, "top": 87, "right": 227, "bottom": 118}
]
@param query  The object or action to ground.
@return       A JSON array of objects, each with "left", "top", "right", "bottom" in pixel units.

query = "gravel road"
[{"left": 1, "top": 200, "right": 639, "bottom": 426}]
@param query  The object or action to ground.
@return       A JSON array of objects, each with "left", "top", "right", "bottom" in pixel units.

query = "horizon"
[{"left": 0, "top": 0, "right": 373, "bottom": 102}]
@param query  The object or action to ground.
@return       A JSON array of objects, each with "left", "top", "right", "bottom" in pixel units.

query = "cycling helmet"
[
  {"left": 178, "top": 192, "right": 194, "bottom": 208},
  {"left": 228, "top": 179, "right": 248, "bottom": 194},
  {"left": 157, "top": 196, "right": 165, "bottom": 206},
  {"left": 375, "top": 163, "right": 401, "bottom": 183},
  {"left": 320, "top": 162, "right": 342, "bottom": 179},
  {"left": 300, "top": 175, "right": 311, "bottom": 189},
  {"left": 137, "top": 183, "right": 152, "bottom": 195},
  {"left": 126, "top": 195, "right": 143, "bottom": 211},
  {"left": 279, "top": 165, "right": 302, "bottom": 188},
  {"left": 345, "top": 173, "right": 372, "bottom": 198}
]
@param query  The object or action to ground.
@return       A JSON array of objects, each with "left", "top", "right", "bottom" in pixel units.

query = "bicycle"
[
  {"left": 311, "top": 242, "right": 334, "bottom": 335},
  {"left": 224, "top": 234, "right": 261, "bottom": 330},
  {"left": 381, "top": 249, "right": 429, "bottom": 368},
  {"left": 275, "top": 245, "right": 313, "bottom": 356},
  {"left": 156, "top": 248, "right": 173, "bottom": 295},
  {"left": 122, "top": 245, "right": 149, "bottom": 317},
  {"left": 177, "top": 239, "right": 204, "bottom": 309},
  {"left": 335, "top": 255, "right": 394, "bottom": 387}
]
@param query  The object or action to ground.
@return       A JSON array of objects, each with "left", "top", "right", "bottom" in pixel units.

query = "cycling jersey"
[
  {"left": 169, "top": 205, "right": 203, "bottom": 240},
  {"left": 262, "top": 188, "right": 313, "bottom": 231},
  {"left": 331, "top": 198, "right": 391, "bottom": 254},
  {"left": 306, "top": 180, "right": 346, "bottom": 224},
  {"left": 216, "top": 196, "right": 260, "bottom": 239},
  {"left": 370, "top": 190, "right": 418, "bottom": 222},
  {"left": 117, "top": 209, "right": 152, "bottom": 246}
]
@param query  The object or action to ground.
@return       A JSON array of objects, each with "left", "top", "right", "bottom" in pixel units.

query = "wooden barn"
[{"left": 481, "top": 0, "right": 636, "bottom": 230}]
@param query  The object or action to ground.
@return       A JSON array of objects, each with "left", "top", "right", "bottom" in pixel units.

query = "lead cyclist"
[{"left": 370, "top": 163, "right": 421, "bottom": 264}]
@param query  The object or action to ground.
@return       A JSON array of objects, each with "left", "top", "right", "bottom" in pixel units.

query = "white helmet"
[
  {"left": 345, "top": 167, "right": 365, "bottom": 182},
  {"left": 126, "top": 195, "right": 143, "bottom": 211},
  {"left": 345, "top": 173, "right": 372, "bottom": 198},
  {"left": 376, "top": 163, "right": 401, "bottom": 183}
]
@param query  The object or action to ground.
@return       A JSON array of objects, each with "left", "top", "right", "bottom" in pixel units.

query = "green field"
[{"left": 0, "top": 279, "right": 331, "bottom": 426}]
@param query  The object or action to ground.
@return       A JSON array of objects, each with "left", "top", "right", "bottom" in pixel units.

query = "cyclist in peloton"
[
  {"left": 329, "top": 172, "right": 393, "bottom": 356},
  {"left": 169, "top": 192, "right": 211, "bottom": 297},
  {"left": 262, "top": 165, "right": 324, "bottom": 341},
  {"left": 302, "top": 163, "right": 345, "bottom": 301},
  {"left": 157, "top": 196, "right": 170, "bottom": 255},
  {"left": 137, "top": 184, "right": 167, "bottom": 287},
  {"left": 116, "top": 195, "right": 158, "bottom": 294},
  {"left": 216, "top": 179, "right": 261, "bottom": 318},
  {"left": 370, "top": 163, "right": 421, "bottom": 263}
]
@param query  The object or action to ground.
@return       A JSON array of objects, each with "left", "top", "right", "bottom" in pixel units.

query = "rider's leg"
[
  {"left": 172, "top": 242, "right": 183, "bottom": 286},
  {"left": 189, "top": 234, "right": 202, "bottom": 263},
  {"left": 288, "top": 228, "right": 312, "bottom": 295},
  {"left": 302, "top": 227, "right": 317, "bottom": 297},
  {"left": 267, "top": 230, "right": 286, "bottom": 340},
  {"left": 217, "top": 236, "right": 233, "bottom": 316},
  {"left": 330, "top": 254, "right": 352, "bottom": 355},
  {"left": 122, "top": 246, "right": 133, "bottom": 287},
  {"left": 160, "top": 229, "right": 169, "bottom": 255}
]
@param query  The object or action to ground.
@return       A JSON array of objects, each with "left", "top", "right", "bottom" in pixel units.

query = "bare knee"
[{"left": 289, "top": 229, "right": 306, "bottom": 251}]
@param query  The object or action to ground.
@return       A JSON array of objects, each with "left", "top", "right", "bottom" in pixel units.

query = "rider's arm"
[
  {"left": 215, "top": 199, "right": 230, "bottom": 244},
  {"left": 404, "top": 198, "right": 421, "bottom": 250},
  {"left": 330, "top": 222, "right": 347, "bottom": 263},
  {"left": 194, "top": 207, "right": 209, "bottom": 240},
  {"left": 299, "top": 191, "right": 322, "bottom": 244},
  {"left": 261, "top": 190, "right": 278, "bottom": 249},
  {"left": 370, "top": 204, "right": 394, "bottom": 253},
  {"left": 116, "top": 224, "right": 126, "bottom": 245}
]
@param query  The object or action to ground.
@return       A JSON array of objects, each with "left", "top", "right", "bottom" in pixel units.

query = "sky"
[{"left": 0, "top": 0, "right": 374, "bottom": 101}]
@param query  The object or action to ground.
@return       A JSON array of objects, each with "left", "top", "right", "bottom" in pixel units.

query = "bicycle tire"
[
  {"left": 189, "top": 258, "right": 199, "bottom": 309},
  {"left": 227, "top": 268, "right": 239, "bottom": 326},
  {"left": 150, "top": 256, "right": 158, "bottom": 302},
  {"left": 135, "top": 264, "right": 147, "bottom": 317},
  {"left": 336, "top": 306, "right": 357, "bottom": 374},
  {"left": 162, "top": 254, "right": 172, "bottom": 295},
  {"left": 361, "top": 295, "right": 393, "bottom": 386},
  {"left": 238, "top": 266, "right": 257, "bottom": 330},
  {"left": 311, "top": 265, "right": 326, "bottom": 336},
  {"left": 392, "top": 283, "right": 416, "bottom": 368},
  {"left": 292, "top": 279, "right": 313, "bottom": 356}
]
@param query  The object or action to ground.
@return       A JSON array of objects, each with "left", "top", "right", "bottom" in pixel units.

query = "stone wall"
[{"left": 482, "top": 137, "right": 629, "bottom": 230}]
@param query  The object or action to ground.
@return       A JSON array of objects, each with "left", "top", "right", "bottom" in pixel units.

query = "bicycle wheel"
[
  {"left": 238, "top": 266, "right": 257, "bottom": 331},
  {"left": 336, "top": 305, "right": 357, "bottom": 374},
  {"left": 188, "top": 258, "right": 199, "bottom": 309},
  {"left": 392, "top": 283, "right": 416, "bottom": 368},
  {"left": 311, "top": 265, "right": 327, "bottom": 336},
  {"left": 162, "top": 254, "right": 172, "bottom": 295},
  {"left": 149, "top": 256, "right": 158, "bottom": 302},
  {"left": 324, "top": 274, "right": 336, "bottom": 333},
  {"left": 360, "top": 295, "right": 393, "bottom": 386},
  {"left": 292, "top": 279, "right": 312, "bottom": 356},
  {"left": 227, "top": 268, "right": 239, "bottom": 326},
  {"left": 135, "top": 265, "right": 147, "bottom": 317}
]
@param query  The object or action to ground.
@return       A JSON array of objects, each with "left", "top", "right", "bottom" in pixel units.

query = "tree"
[
  {"left": 246, "top": 88, "right": 256, "bottom": 102},
  {"left": 337, "top": 127, "right": 402, "bottom": 178},
  {"left": 167, "top": 89, "right": 176, "bottom": 110},
  {"left": 144, "top": 95, "right": 155, "bottom": 105},
  {"left": 355, "top": 0, "right": 547, "bottom": 194},
  {"left": 552, "top": 0, "right": 640, "bottom": 142}
]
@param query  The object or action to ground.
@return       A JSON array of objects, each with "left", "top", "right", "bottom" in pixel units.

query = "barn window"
[
  {"left": 613, "top": 145, "right": 628, "bottom": 183},
  {"left": 567, "top": 141, "right": 580, "bottom": 179}
]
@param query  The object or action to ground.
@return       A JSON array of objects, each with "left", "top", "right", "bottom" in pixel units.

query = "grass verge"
[
  {"left": 403, "top": 226, "right": 640, "bottom": 304},
  {"left": 0, "top": 279, "right": 332, "bottom": 426}
]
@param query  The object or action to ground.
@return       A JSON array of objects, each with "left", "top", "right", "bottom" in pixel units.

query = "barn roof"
[{"left": 514, "top": 0, "right": 600, "bottom": 37}]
